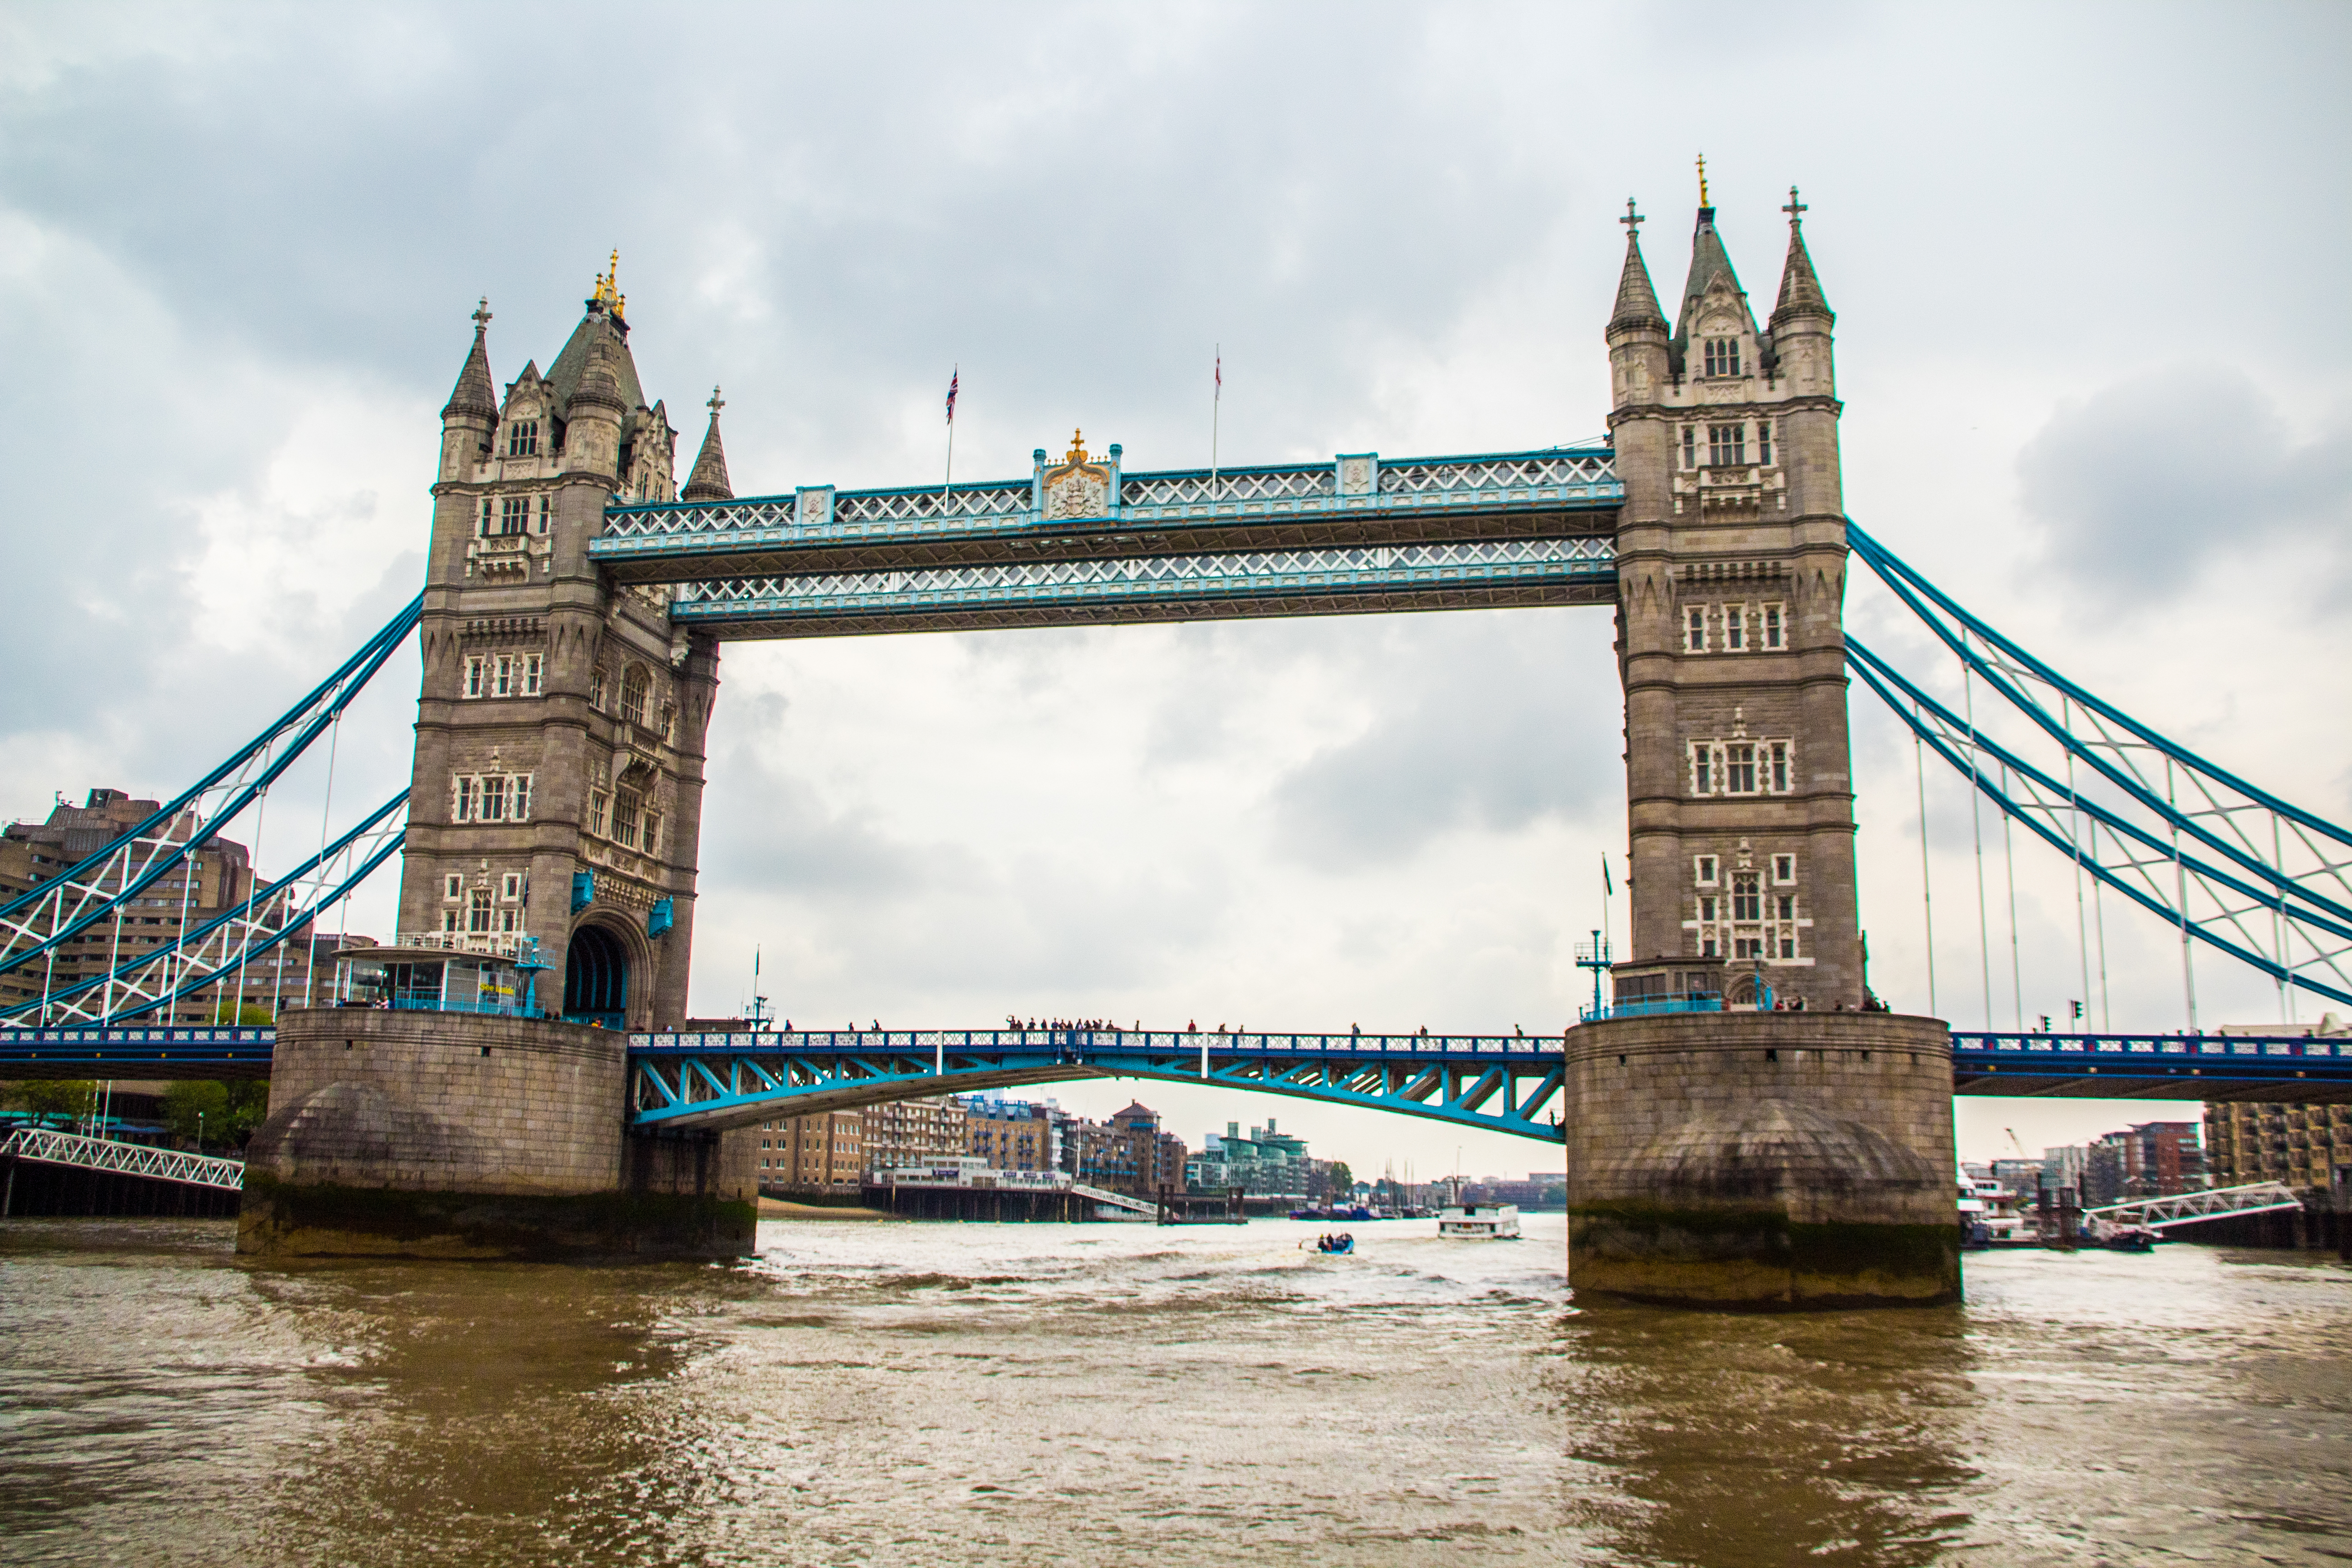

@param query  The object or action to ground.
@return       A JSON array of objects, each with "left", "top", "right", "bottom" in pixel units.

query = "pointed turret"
[
  {"left": 1608, "top": 201, "right": 1668, "bottom": 337},
  {"left": 1769, "top": 186, "right": 1833, "bottom": 330},
  {"left": 441, "top": 299, "right": 498, "bottom": 421},
  {"left": 680, "top": 387, "right": 733, "bottom": 503},
  {"left": 1673, "top": 206, "right": 1750, "bottom": 348}
]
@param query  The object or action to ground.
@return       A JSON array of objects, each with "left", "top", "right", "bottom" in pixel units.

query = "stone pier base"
[
  {"left": 1566, "top": 1012, "right": 1960, "bottom": 1309},
  {"left": 236, "top": 1008, "right": 755, "bottom": 1261}
]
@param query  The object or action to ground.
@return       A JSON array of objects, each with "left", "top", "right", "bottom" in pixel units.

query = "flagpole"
[
  {"left": 942, "top": 365, "right": 959, "bottom": 507},
  {"left": 1210, "top": 344, "right": 1220, "bottom": 500}
]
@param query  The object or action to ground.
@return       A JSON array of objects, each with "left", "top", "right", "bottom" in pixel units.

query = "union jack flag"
[{"left": 946, "top": 368, "right": 959, "bottom": 424}]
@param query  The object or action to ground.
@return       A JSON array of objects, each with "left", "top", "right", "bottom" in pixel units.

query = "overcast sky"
[{"left": 5, "top": 2, "right": 2348, "bottom": 1175}]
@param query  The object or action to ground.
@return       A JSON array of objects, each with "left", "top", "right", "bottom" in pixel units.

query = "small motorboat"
[
  {"left": 1438, "top": 1203, "right": 1521, "bottom": 1239},
  {"left": 1313, "top": 1232, "right": 1355, "bottom": 1255}
]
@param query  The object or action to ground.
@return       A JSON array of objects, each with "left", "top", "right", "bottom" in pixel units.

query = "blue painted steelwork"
[
  {"left": 0, "top": 596, "right": 422, "bottom": 981},
  {"left": 10, "top": 1022, "right": 2351, "bottom": 1104},
  {"left": 626, "top": 1029, "right": 1573, "bottom": 1141},
  {"left": 0, "top": 1026, "right": 275, "bottom": 1079},
  {"left": 669, "top": 538, "right": 1614, "bottom": 628},
  {"left": 1850, "top": 522, "right": 2352, "bottom": 1010},
  {"left": 596, "top": 447, "right": 1621, "bottom": 559},
  {"left": 1850, "top": 640, "right": 2352, "bottom": 1008},
  {"left": 647, "top": 898, "right": 674, "bottom": 938},
  {"left": 0, "top": 793, "right": 409, "bottom": 1025},
  {"left": 1952, "top": 1030, "right": 2352, "bottom": 1102},
  {"left": 571, "top": 871, "right": 594, "bottom": 913}
]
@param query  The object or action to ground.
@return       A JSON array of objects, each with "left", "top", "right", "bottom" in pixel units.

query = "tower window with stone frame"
[
  {"left": 1685, "top": 606, "right": 1708, "bottom": 652},
  {"left": 464, "top": 657, "right": 485, "bottom": 699},
  {"left": 1724, "top": 604, "right": 1748, "bottom": 652},
  {"left": 1707, "top": 424, "right": 1746, "bottom": 466},
  {"left": 589, "top": 666, "right": 608, "bottom": 711},
  {"left": 1757, "top": 420, "right": 1774, "bottom": 466},
  {"left": 499, "top": 496, "right": 529, "bottom": 535},
  {"left": 1762, "top": 603, "right": 1786, "bottom": 651},
  {"left": 1679, "top": 426, "right": 1696, "bottom": 471},
  {"left": 1703, "top": 338, "right": 1741, "bottom": 377},
  {"left": 1726, "top": 744, "right": 1759, "bottom": 794},
  {"left": 1691, "top": 743, "right": 1715, "bottom": 795},
  {"left": 507, "top": 420, "right": 540, "bottom": 458},
  {"left": 621, "top": 667, "right": 651, "bottom": 729},
  {"left": 1770, "top": 742, "right": 1790, "bottom": 793},
  {"left": 613, "top": 789, "right": 643, "bottom": 850}
]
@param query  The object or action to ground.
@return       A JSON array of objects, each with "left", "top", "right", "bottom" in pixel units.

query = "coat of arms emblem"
[{"left": 1041, "top": 429, "right": 1112, "bottom": 522}]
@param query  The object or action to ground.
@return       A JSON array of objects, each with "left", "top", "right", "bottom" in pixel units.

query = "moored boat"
[{"left": 1437, "top": 1202, "right": 1520, "bottom": 1239}]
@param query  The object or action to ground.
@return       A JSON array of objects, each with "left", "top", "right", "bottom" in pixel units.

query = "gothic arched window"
[{"left": 621, "top": 667, "right": 650, "bottom": 728}]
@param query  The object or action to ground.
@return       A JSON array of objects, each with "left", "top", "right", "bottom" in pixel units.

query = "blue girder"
[
  {"left": 1850, "top": 524, "right": 2352, "bottom": 910},
  {"left": 626, "top": 1029, "right": 1572, "bottom": 1141},
  {"left": 0, "top": 792, "right": 409, "bottom": 1025},
  {"left": 1951, "top": 1030, "right": 2352, "bottom": 1102},
  {"left": 668, "top": 538, "right": 1615, "bottom": 632},
  {"left": 7, "top": 1025, "right": 2348, "bottom": 1104},
  {"left": 1848, "top": 641, "right": 2352, "bottom": 1009},
  {"left": 0, "top": 595, "right": 421, "bottom": 980}
]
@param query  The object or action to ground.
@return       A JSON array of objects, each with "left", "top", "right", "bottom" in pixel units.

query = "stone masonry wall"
[
  {"left": 1567, "top": 1010, "right": 1954, "bottom": 1226},
  {"left": 249, "top": 1007, "right": 627, "bottom": 1196}
]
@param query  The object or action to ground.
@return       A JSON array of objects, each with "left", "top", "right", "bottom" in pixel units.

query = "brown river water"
[{"left": 2, "top": 1214, "right": 2348, "bottom": 1566}]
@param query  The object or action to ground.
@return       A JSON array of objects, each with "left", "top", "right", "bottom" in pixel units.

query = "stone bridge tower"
[
  {"left": 401, "top": 262, "right": 726, "bottom": 1029},
  {"left": 1570, "top": 186, "right": 1958, "bottom": 1309},
  {"left": 1606, "top": 187, "right": 1862, "bottom": 1010}
]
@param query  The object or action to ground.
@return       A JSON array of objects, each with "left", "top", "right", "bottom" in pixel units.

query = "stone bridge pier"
[{"left": 237, "top": 1008, "right": 755, "bottom": 1259}]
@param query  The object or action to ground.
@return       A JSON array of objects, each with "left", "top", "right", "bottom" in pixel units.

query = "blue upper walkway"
[{"left": 588, "top": 444, "right": 1622, "bottom": 637}]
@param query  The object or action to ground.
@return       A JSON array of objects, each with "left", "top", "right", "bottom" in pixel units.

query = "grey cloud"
[
  {"left": 1270, "top": 611, "right": 1620, "bottom": 871},
  {"left": 697, "top": 695, "right": 958, "bottom": 901},
  {"left": 2019, "top": 365, "right": 2352, "bottom": 599}
]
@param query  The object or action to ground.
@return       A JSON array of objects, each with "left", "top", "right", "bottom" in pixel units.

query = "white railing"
[
  {"left": 2082, "top": 1181, "right": 2304, "bottom": 1230},
  {"left": 398, "top": 931, "right": 536, "bottom": 960},
  {"left": 0, "top": 1127, "right": 245, "bottom": 1191}
]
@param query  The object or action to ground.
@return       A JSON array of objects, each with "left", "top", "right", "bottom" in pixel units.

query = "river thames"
[{"left": 2, "top": 1215, "right": 2348, "bottom": 1565}]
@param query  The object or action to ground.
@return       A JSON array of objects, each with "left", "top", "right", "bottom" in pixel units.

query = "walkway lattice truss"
[
  {"left": 2082, "top": 1181, "right": 2303, "bottom": 1230},
  {"left": 1849, "top": 525, "right": 2352, "bottom": 1013},
  {"left": 627, "top": 1029, "right": 1570, "bottom": 1141},
  {"left": 0, "top": 1127, "right": 246, "bottom": 1192}
]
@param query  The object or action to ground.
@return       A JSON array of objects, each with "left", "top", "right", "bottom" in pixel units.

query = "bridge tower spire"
[{"left": 1607, "top": 185, "right": 1861, "bottom": 1009}]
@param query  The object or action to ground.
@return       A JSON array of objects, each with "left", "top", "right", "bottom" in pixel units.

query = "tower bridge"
[{"left": 5, "top": 199, "right": 2347, "bottom": 1306}]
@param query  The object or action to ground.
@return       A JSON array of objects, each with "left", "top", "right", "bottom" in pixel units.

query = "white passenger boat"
[{"left": 1437, "top": 1202, "right": 1520, "bottom": 1239}]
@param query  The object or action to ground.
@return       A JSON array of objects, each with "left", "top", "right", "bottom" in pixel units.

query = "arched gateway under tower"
[{"left": 243, "top": 206, "right": 1959, "bottom": 1306}]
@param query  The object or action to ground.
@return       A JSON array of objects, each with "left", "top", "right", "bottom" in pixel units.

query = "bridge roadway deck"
[{"left": 3, "top": 1026, "right": 2344, "bottom": 1123}]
